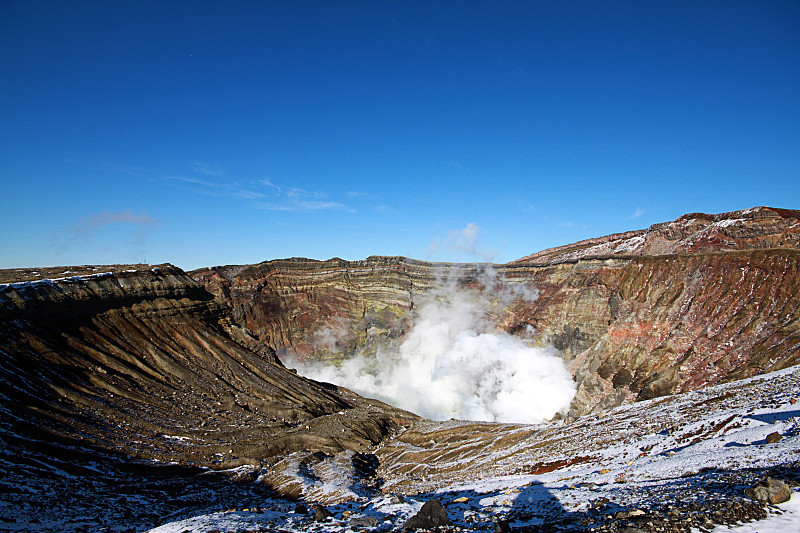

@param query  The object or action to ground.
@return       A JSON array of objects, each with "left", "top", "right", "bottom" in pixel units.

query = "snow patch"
[{"left": 0, "top": 271, "right": 114, "bottom": 291}]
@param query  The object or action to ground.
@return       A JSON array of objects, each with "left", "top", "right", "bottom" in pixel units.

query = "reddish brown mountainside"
[{"left": 514, "top": 206, "right": 800, "bottom": 264}]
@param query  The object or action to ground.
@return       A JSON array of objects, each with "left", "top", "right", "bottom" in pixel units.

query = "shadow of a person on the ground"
[
  {"left": 745, "top": 409, "right": 800, "bottom": 424},
  {"left": 426, "top": 479, "right": 592, "bottom": 532}
]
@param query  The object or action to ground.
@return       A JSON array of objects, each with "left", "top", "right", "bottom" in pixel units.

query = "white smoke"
[{"left": 285, "top": 267, "right": 576, "bottom": 424}]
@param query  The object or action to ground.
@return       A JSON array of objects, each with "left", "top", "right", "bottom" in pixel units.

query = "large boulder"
[
  {"left": 404, "top": 499, "right": 451, "bottom": 529},
  {"left": 746, "top": 477, "right": 793, "bottom": 504}
]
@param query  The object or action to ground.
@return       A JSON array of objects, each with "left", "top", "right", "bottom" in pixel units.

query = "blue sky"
[{"left": 2, "top": 1, "right": 798, "bottom": 270}]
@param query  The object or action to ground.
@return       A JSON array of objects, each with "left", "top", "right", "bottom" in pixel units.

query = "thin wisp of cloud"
[
  {"left": 69, "top": 210, "right": 161, "bottom": 235},
  {"left": 166, "top": 168, "right": 353, "bottom": 212},
  {"left": 427, "top": 222, "right": 496, "bottom": 261},
  {"left": 192, "top": 162, "right": 226, "bottom": 176},
  {"left": 59, "top": 210, "right": 161, "bottom": 264},
  {"left": 628, "top": 207, "right": 645, "bottom": 220},
  {"left": 259, "top": 200, "right": 351, "bottom": 212}
]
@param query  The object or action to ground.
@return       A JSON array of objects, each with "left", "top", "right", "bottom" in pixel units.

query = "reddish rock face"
[
  {"left": 503, "top": 250, "right": 800, "bottom": 415},
  {"left": 193, "top": 208, "right": 800, "bottom": 417}
]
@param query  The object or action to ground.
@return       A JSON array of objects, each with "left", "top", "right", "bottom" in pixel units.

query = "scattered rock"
[
  {"left": 349, "top": 515, "right": 379, "bottom": 528},
  {"left": 598, "top": 468, "right": 612, "bottom": 474},
  {"left": 591, "top": 497, "right": 610, "bottom": 510},
  {"left": 766, "top": 431, "right": 783, "bottom": 444},
  {"left": 389, "top": 494, "right": 405, "bottom": 504},
  {"left": 453, "top": 496, "right": 469, "bottom": 503},
  {"left": 313, "top": 504, "right": 333, "bottom": 522},
  {"left": 746, "top": 477, "right": 792, "bottom": 504},
  {"left": 616, "top": 509, "right": 646, "bottom": 519},
  {"left": 404, "top": 499, "right": 451, "bottom": 530}
]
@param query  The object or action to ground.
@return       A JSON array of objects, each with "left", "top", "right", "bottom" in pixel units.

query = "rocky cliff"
[
  {"left": 502, "top": 249, "right": 800, "bottom": 415},
  {"left": 193, "top": 256, "right": 444, "bottom": 362},
  {"left": 193, "top": 207, "right": 800, "bottom": 418}
]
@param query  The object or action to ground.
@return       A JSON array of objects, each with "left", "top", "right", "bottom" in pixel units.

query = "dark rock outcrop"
[
  {"left": 349, "top": 515, "right": 380, "bottom": 527},
  {"left": 313, "top": 504, "right": 333, "bottom": 521},
  {"left": 766, "top": 431, "right": 783, "bottom": 444},
  {"left": 403, "top": 498, "right": 451, "bottom": 529}
]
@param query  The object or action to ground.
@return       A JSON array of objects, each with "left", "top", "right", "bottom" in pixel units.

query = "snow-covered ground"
[
  {"left": 149, "top": 492, "right": 800, "bottom": 533},
  {"left": 148, "top": 365, "right": 800, "bottom": 533}
]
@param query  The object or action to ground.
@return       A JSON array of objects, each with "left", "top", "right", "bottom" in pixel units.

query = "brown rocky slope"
[{"left": 0, "top": 266, "right": 414, "bottom": 521}]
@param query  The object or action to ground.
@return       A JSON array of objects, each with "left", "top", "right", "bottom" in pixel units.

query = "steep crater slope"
[
  {"left": 193, "top": 207, "right": 800, "bottom": 417},
  {"left": 0, "top": 266, "right": 413, "bottom": 529}
]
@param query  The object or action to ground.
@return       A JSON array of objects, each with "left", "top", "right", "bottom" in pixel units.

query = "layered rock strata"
[
  {"left": 502, "top": 249, "right": 800, "bottom": 415},
  {"left": 193, "top": 208, "right": 800, "bottom": 418}
]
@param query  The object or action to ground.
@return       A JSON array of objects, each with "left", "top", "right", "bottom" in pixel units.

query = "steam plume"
[{"left": 285, "top": 267, "right": 576, "bottom": 424}]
